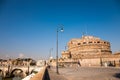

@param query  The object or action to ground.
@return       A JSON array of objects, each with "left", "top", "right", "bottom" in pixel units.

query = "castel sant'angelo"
[{"left": 59, "top": 35, "right": 120, "bottom": 67}]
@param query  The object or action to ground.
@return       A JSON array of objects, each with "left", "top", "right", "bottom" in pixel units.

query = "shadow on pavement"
[
  {"left": 113, "top": 73, "right": 120, "bottom": 79},
  {"left": 44, "top": 68, "right": 50, "bottom": 80}
]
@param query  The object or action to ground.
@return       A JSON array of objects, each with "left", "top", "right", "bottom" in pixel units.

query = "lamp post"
[
  {"left": 6, "top": 56, "right": 10, "bottom": 76},
  {"left": 8, "top": 60, "right": 10, "bottom": 76},
  {"left": 56, "top": 25, "right": 64, "bottom": 74},
  {"left": 100, "top": 46, "right": 103, "bottom": 66},
  {"left": 27, "top": 58, "right": 30, "bottom": 75}
]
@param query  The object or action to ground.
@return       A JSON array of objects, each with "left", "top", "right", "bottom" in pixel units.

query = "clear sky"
[{"left": 0, "top": 0, "right": 120, "bottom": 60}]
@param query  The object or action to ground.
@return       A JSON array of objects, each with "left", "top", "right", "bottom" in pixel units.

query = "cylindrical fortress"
[{"left": 67, "top": 36, "right": 112, "bottom": 59}]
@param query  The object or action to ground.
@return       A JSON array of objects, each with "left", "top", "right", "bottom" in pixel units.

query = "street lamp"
[
  {"left": 56, "top": 25, "right": 64, "bottom": 74},
  {"left": 27, "top": 58, "right": 30, "bottom": 75},
  {"left": 100, "top": 46, "right": 103, "bottom": 66}
]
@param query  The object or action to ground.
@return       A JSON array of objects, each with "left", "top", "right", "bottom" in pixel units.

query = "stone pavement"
[
  {"left": 50, "top": 67, "right": 120, "bottom": 80},
  {"left": 47, "top": 68, "right": 68, "bottom": 80}
]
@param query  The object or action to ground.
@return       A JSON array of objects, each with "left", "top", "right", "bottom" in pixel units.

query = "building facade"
[{"left": 61, "top": 35, "right": 120, "bottom": 67}]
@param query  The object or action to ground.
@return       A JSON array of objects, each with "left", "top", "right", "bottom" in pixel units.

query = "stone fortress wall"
[
  {"left": 61, "top": 35, "right": 120, "bottom": 67},
  {"left": 68, "top": 36, "right": 111, "bottom": 58}
]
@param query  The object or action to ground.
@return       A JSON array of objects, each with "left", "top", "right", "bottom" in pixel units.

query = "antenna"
[
  {"left": 82, "top": 32, "right": 85, "bottom": 37},
  {"left": 82, "top": 24, "right": 88, "bottom": 37},
  {"left": 65, "top": 45, "right": 68, "bottom": 51},
  {"left": 85, "top": 25, "right": 88, "bottom": 36}
]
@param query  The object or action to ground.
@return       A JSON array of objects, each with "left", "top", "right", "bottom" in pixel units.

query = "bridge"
[{"left": 0, "top": 65, "right": 40, "bottom": 77}]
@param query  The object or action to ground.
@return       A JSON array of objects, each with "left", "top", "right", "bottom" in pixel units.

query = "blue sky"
[{"left": 0, "top": 0, "right": 120, "bottom": 59}]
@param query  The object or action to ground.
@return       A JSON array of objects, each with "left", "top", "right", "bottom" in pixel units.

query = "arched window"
[
  {"left": 78, "top": 43, "right": 81, "bottom": 45},
  {"left": 97, "top": 41, "right": 100, "bottom": 43}
]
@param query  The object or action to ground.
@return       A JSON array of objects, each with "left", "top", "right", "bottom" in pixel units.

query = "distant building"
[
  {"left": 0, "top": 58, "right": 36, "bottom": 66},
  {"left": 36, "top": 60, "right": 45, "bottom": 67}
]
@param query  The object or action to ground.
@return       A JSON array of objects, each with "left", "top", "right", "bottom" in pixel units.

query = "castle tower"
[{"left": 62, "top": 35, "right": 112, "bottom": 59}]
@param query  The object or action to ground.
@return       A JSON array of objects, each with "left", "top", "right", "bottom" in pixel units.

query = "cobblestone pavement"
[{"left": 51, "top": 67, "right": 120, "bottom": 80}]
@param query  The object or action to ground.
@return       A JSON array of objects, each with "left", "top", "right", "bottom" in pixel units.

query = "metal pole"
[
  {"left": 119, "top": 60, "right": 120, "bottom": 67},
  {"left": 28, "top": 59, "right": 29, "bottom": 75},
  {"left": 28, "top": 65, "right": 29, "bottom": 75},
  {"left": 100, "top": 57, "right": 102, "bottom": 66},
  {"left": 56, "top": 29, "right": 59, "bottom": 74},
  {"left": 8, "top": 62, "right": 10, "bottom": 76},
  {"left": 100, "top": 48, "right": 102, "bottom": 66},
  {"left": 56, "top": 25, "right": 64, "bottom": 74}
]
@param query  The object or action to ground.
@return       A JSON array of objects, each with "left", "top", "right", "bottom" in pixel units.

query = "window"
[
  {"left": 89, "top": 42, "right": 92, "bottom": 44},
  {"left": 104, "top": 42, "right": 106, "bottom": 44},
  {"left": 107, "top": 42, "right": 109, "bottom": 44},
  {"left": 83, "top": 42, "right": 86, "bottom": 44},
  {"left": 78, "top": 43, "right": 81, "bottom": 45},
  {"left": 97, "top": 41, "right": 100, "bottom": 43},
  {"left": 94, "top": 42, "right": 97, "bottom": 43}
]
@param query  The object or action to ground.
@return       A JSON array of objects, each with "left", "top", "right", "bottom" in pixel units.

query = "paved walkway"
[
  {"left": 48, "top": 68, "right": 68, "bottom": 80},
  {"left": 50, "top": 67, "right": 120, "bottom": 80}
]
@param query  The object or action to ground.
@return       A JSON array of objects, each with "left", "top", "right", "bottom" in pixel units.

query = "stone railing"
[{"left": 29, "top": 66, "right": 46, "bottom": 80}]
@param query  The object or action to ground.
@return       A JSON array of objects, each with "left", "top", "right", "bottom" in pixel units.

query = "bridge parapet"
[
  {"left": 0, "top": 65, "right": 40, "bottom": 77},
  {"left": 29, "top": 66, "right": 46, "bottom": 80}
]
